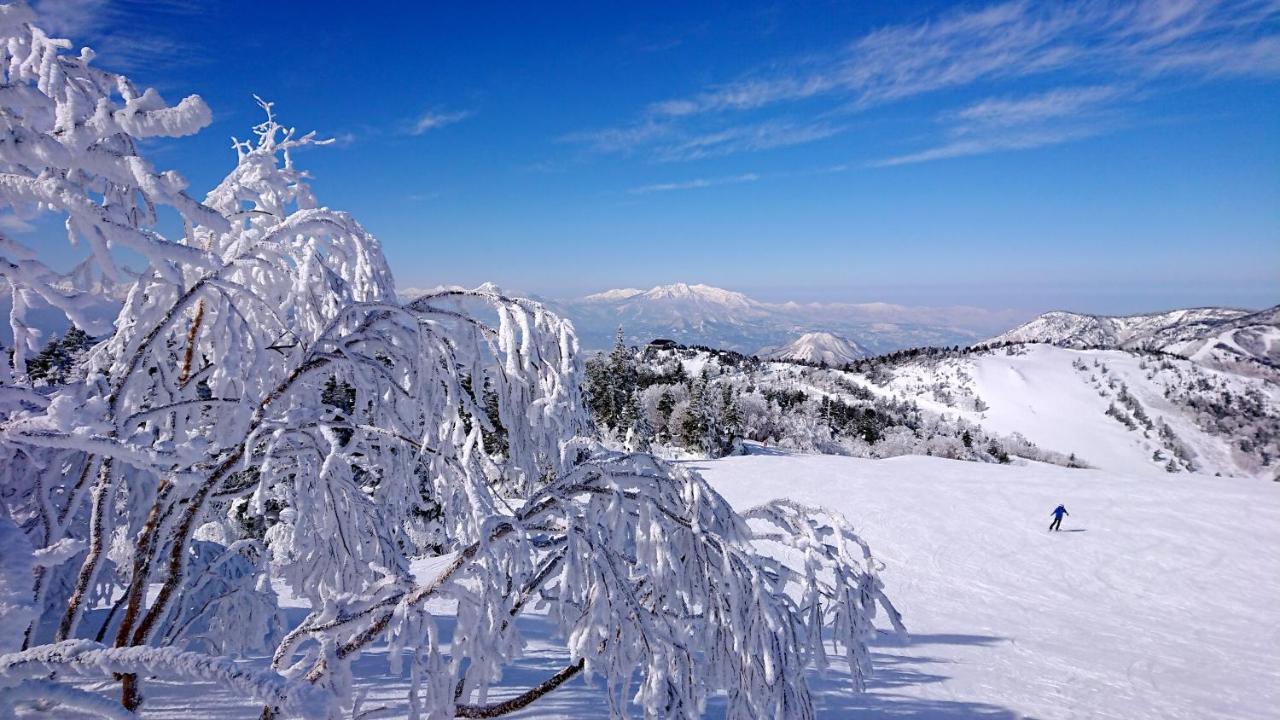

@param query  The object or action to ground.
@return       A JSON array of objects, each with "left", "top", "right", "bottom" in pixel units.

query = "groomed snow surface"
[
  {"left": 699, "top": 453, "right": 1280, "bottom": 720},
  {"left": 75, "top": 451, "right": 1279, "bottom": 719}
]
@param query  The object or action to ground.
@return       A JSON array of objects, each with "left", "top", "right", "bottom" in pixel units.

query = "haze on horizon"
[{"left": 19, "top": 0, "right": 1280, "bottom": 315}]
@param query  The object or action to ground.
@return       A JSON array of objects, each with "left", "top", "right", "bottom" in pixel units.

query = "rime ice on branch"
[{"left": 0, "top": 3, "right": 902, "bottom": 717}]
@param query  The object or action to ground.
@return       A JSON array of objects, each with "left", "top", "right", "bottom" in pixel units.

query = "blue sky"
[{"left": 28, "top": 0, "right": 1280, "bottom": 313}]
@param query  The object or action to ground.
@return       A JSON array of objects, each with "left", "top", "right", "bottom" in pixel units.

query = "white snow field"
[
  {"left": 89, "top": 451, "right": 1279, "bottom": 719},
  {"left": 696, "top": 453, "right": 1280, "bottom": 720}
]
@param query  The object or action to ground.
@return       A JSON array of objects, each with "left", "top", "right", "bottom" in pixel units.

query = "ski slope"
[
  {"left": 696, "top": 452, "right": 1280, "bottom": 720},
  {"left": 966, "top": 347, "right": 1172, "bottom": 476},
  {"left": 55, "top": 452, "right": 1279, "bottom": 718},
  {"left": 875, "top": 345, "right": 1278, "bottom": 478}
]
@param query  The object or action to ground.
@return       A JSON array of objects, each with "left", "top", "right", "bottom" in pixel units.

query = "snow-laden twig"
[{"left": 0, "top": 640, "right": 331, "bottom": 718}]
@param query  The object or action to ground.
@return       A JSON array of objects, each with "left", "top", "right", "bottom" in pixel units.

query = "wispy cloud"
[
  {"left": 0, "top": 214, "right": 35, "bottom": 234},
  {"left": 328, "top": 131, "right": 357, "bottom": 148},
  {"left": 565, "top": 118, "right": 844, "bottom": 163},
  {"left": 629, "top": 173, "right": 760, "bottom": 194},
  {"left": 409, "top": 109, "right": 474, "bottom": 135},
  {"left": 874, "top": 85, "right": 1127, "bottom": 166},
  {"left": 567, "top": 0, "right": 1280, "bottom": 163},
  {"left": 874, "top": 127, "right": 1106, "bottom": 167},
  {"left": 648, "top": 0, "right": 1279, "bottom": 116},
  {"left": 949, "top": 85, "right": 1128, "bottom": 128},
  {"left": 32, "top": 0, "right": 204, "bottom": 71},
  {"left": 656, "top": 120, "right": 845, "bottom": 162},
  {"left": 561, "top": 119, "right": 672, "bottom": 154}
]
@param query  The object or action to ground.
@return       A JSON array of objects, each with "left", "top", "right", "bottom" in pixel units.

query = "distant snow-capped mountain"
[
  {"left": 582, "top": 283, "right": 763, "bottom": 322},
  {"left": 557, "top": 283, "right": 1026, "bottom": 353},
  {"left": 758, "top": 332, "right": 869, "bottom": 365},
  {"left": 980, "top": 306, "right": 1280, "bottom": 372},
  {"left": 581, "top": 288, "right": 644, "bottom": 302}
]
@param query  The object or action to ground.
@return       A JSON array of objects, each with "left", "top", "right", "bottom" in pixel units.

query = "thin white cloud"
[
  {"left": 629, "top": 173, "right": 760, "bottom": 194},
  {"left": 0, "top": 214, "right": 35, "bottom": 234},
  {"left": 565, "top": 118, "right": 844, "bottom": 162},
  {"left": 874, "top": 85, "right": 1125, "bottom": 166},
  {"left": 31, "top": 0, "right": 108, "bottom": 40},
  {"left": 646, "top": 0, "right": 1279, "bottom": 117},
  {"left": 409, "top": 110, "right": 474, "bottom": 135},
  {"left": 329, "top": 131, "right": 357, "bottom": 148},
  {"left": 873, "top": 127, "right": 1105, "bottom": 167},
  {"left": 656, "top": 120, "right": 845, "bottom": 162},
  {"left": 560, "top": 119, "right": 672, "bottom": 154},
  {"left": 948, "top": 85, "right": 1127, "bottom": 129},
  {"left": 32, "top": 0, "right": 203, "bottom": 70},
  {"left": 567, "top": 0, "right": 1280, "bottom": 162}
]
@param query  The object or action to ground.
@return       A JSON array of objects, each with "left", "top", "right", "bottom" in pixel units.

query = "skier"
[{"left": 1049, "top": 504, "right": 1069, "bottom": 531}]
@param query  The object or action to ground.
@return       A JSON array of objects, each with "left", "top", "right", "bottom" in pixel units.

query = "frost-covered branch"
[{"left": 0, "top": 640, "right": 331, "bottom": 718}]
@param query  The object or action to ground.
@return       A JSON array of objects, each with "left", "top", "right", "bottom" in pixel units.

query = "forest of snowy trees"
[
  {"left": 586, "top": 333, "right": 1081, "bottom": 467},
  {"left": 0, "top": 5, "right": 903, "bottom": 718}
]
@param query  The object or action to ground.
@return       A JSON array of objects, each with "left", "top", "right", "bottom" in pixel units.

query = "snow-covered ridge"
[
  {"left": 980, "top": 305, "right": 1280, "bottom": 371},
  {"left": 758, "top": 331, "right": 869, "bottom": 365},
  {"left": 636, "top": 282, "right": 754, "bottom": 307},
  {"left": 582, "top": 287, "right": 645, "bottom": 302}
]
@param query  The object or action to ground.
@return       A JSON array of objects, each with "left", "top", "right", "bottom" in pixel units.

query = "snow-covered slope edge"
[{"left": 979, "top": 305, "right": 1280, "bottom": 372}]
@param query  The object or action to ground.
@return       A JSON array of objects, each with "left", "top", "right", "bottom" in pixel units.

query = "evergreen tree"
[
  {"left": 681, "top": 377, "right": 710, "bottom": 453},
  {"left": 656, "top": 389, "right": 676, "bottom": 442},
  {"left": 26, "top": 327, "right": 93, "bottom": 385},
  {"left": 586, "top": 327, "right": 641, "bottom": 437},
  {"left": 722, "top": 384, "right": 742, "bottom": 441},
  {"left": 607, "top": 327, "right": 639, "bottom": 431}
]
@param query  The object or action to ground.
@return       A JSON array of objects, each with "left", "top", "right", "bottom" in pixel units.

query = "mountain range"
[
  {"left": 10, "top": 276, "right": 1274, "bottom": 374},
  {"left": 547, "top": 283, "right": 1029, "bottom": 354}
]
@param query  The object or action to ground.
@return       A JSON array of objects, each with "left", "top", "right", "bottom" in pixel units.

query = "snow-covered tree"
[{"left": 0, "top": 6, "right": 903, "bottom": 719}]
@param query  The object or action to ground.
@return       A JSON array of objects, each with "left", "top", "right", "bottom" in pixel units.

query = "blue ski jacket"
[{"left": 1051, "top": 505, "right": 1069, "bottom": 518}]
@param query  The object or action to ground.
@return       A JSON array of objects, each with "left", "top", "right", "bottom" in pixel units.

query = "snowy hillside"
[
  {"left": 981, "top": 305, "right": 1280, "bottom": 371},
  {"left": 868, "top": 344, "right": 1279, "bottom": 478},
  {"left": 558, "top": 283, "right": 1026, "bottom": 352},
  {"left": 758, "top": 331, "right": 869, "bottom": 365}
]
